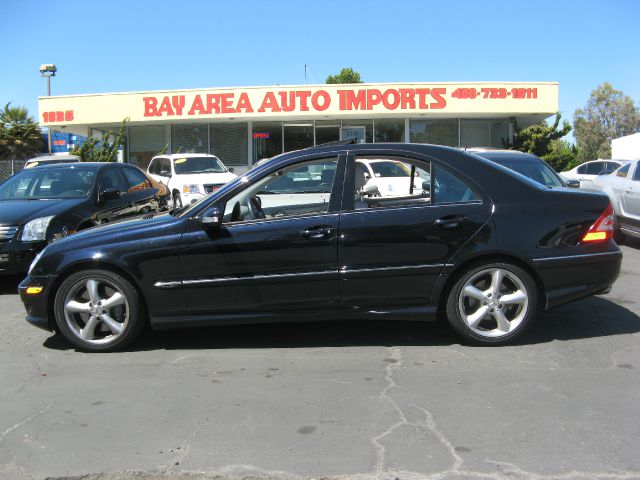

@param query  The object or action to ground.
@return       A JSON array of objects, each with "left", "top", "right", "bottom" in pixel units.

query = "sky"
[{"left": 1, "top": 0, "right": 638, "bottom": 143}]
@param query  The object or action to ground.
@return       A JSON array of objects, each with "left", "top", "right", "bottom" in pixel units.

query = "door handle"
[
  {"left": 300, "top": 226, "right": 334, "bottom": 239},
  {"left": 434, "top": 215, "right": 468, "bottom": 229}
]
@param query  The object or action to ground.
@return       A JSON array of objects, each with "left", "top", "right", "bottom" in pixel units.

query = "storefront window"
[
  {"left": 210, "top": 123, "right": 248, "bottom": 166},
  {"left": 283, "top": 122, "right": 314, "bottom": 152},
  {"left": 315, "top": 120, "right": 340, "bottom": 145},
  {"left": 460, "top": 119, "right": 509, "bottom": 148},
  {"left": 374, "top": 119, "right": 405, "bottom": 142},
  {"left": 128, "top": 126, "right": 167, "bottom": 170},
  {"left": 171, "top": 124, "right": 208, "bottom": 154},
  {"left": 410, "top": 119, "right": 459, "bottom": 146},
  {"left": 252, "top": 122, "right": 283, "bottom": 163},
  {"left": 342, "top": 119, "right": 373, "bottom": 143}
]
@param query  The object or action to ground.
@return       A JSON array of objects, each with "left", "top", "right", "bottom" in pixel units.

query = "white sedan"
[
  {"left": 561, "top": 159, "right": 627, "bottom": 190},
  {"left": 591, "top": 159, "right": 640, "bottom": 241},
  {"left": 356, "top": 159, "right": 425, "bottom": 197}
]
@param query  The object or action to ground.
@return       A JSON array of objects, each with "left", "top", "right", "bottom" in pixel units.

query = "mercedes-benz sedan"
[{"left": 19, "top": 143, "right": 622, "bottom": 351}]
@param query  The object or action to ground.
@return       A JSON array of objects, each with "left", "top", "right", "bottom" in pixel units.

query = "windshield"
[
  {"left": 174, "top": 156, "right": 227, "bottom": 175},
  {"left": 0, "top": 167, "right": 97, "bottom": 200},
  {"left": 367, "top": 161, "right": 411, "bottom": 177}
]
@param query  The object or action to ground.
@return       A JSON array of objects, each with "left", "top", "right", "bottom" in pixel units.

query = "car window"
[
  {"left": 223, "top": 157, "right": 338, "bottom": 223},
  {"left": 354, "top": 156, "right": 430, "bottom": 210},
  {"left": 99, "top": 167, "right": 127, "bottom": 193},
  {"left": 123, "top": 167, "right": 152, "bottom": 193},
  {"left": 576, "top": 164, "right": 587, "bottom": 174},
  {"left": 633, "top": 164, "right": 640, "bottom": 182},
  {"left": 492, "top": 159, "right": 564, "bottom": 188},
  {"left": 585, "top": 162, "right": 604, "bottom": 175},
  {"left": 148, "top": 159, "right": 158, "bottom": 175},
  {"left": 433, "top": 165, "right": 480, "bottom": 204},
  {"left": 617, "top": 164, "right": 631, "bottom": 178}
]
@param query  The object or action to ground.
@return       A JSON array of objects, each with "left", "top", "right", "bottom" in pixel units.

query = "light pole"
[{"left": 39, "top": 64, "right": 57, "bottom": 154}]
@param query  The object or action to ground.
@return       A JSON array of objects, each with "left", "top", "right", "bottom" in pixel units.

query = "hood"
[
  {"left": 175, "top": 172, "right": 237, "bottom": 185},
  {"left": 0, "top": 198, "right": 86, "bottom": 226},
  {"left": 57, "top": 212, "right": 176, "bottom": 245}
]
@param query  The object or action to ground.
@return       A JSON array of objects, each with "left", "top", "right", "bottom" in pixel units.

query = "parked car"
[
  {"left": 591, "top": 159, "right": 640, "bottom": 241},
  {"left": 356, "top": 158, "right": 424, "bottom": 196},
  {"left": 147, "top": 154, "right": 237, "bottom": 209},
  {"left": 24, "top": 154, "right": 81, "bottom": 169},
  {"left": 561, "top": 159, "right": 628, "bottom": 190},
  {"left": 467, "top": 148, "right": 577, "bottom": 188},
  {"left": 20, "top": 143, "right": 621, "bottom": 352},
  {"left": 0, "top": 162, "right": 169, "bottom": 275}
]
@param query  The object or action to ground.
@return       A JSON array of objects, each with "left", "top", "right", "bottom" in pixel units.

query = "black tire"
[
  {"left": 53, "top": 269, "right": 145, "bottom": 352},
  {"left": 445, "top": 262, "right": 538, "bottom": 346}
]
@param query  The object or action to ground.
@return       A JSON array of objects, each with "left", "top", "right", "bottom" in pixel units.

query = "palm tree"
[{"left": 0, "top": 103, "right": 44, "bottom": 160}]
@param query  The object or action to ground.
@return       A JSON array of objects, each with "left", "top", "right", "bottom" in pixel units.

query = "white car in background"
[
  {"left": 591, "top": 159, "right": 640, "bottom": 241},
  {"left": 356, "top": 158, "right": 424, "bottom": 197},
  {"left": 561, "top": 159, "right": 628, "bottom": 190},
  {"left": 147, "top": 154, "right": 236, "bottom": 208}
]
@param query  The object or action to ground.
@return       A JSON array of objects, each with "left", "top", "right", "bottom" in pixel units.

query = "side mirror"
[
  {"left": 565, "top": 179, "right": 581, "bottom": 189},
  {"left": 422, "top": 180, "right": 431, "bottom": 192},
  {"left": 228, "top": 167, "right": 235, "bottom": 173},
  {"left": 362, "top": 182, "right": 380, "bottom": 196},
  {"left": 201, "top": 204, "right": 223, "bottom": 228},
  {"left": 98, "top": 189, "right": 121, "bottom": 204},
  {"left": 363, "top": 172, "right": 371, "bottom": 180}
]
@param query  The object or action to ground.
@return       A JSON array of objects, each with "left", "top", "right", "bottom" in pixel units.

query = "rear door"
[
  {"left": 621, "top": 161, "right": 640, "bottom": 223},
  {"left": 338, "top": 151, "right": 492, "bottom": 307}
]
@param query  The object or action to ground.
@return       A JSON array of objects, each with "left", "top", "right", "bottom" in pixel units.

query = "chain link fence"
[{"left": 0, "top": 159, "right": 27, "bottom": 183}]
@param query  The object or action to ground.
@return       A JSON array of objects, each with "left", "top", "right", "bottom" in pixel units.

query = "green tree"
[
  {"left": 0, "top": 103, "right": 44, "bottom": 160},
  {"left": 326, "top": 67, "right": 363, "bottom": 84},
  {"left": 574, "top": 82, "right": 640, "bottom": 161},
  {"left": 542, "top": 139, "right": 579, "bottom": 172},
  {"left": 502, "top": 112, "right": 572, "bottom": 158},
  {"left": 71, "top": 118, "right": 128, "bottom": 162}
]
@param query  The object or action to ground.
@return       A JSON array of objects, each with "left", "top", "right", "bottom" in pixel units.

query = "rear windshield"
[{"left": 478, "top": 155, "right": 564, "bottom": 188}]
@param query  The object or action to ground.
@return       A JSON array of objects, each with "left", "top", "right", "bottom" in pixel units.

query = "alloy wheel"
[
  {"left": 457, "top": 267, "right": 529, "bottom": 338},
  {"left": 63, "top": 277, "right": 130, "bottom": 345}
]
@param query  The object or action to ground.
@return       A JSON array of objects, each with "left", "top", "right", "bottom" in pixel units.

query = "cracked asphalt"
[{"left": 1, "top": 241, "right": 640, "bottom": 480}]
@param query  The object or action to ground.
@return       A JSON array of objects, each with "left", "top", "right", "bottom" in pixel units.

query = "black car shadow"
[
  {"left": 43, "top": 295, "right": 640, "bottom": 352},
  {"left": 0, "top": 275, "right": 23, "bottom": 295}
]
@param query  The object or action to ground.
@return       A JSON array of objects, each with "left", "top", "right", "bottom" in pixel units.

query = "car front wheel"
[
  {"left": 53, "top": 269, "right": 145, "bottom": 352},
  {"left": 446, "top": 262, "right": 537, "bottom": 345}
]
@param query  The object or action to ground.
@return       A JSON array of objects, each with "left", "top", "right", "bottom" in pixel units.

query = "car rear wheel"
[
  {"left": 446, "top": 263, "right": 537, "bottom": 345},
  {"left": 53, "top": 269, "right": 145, "bottom": 352}
]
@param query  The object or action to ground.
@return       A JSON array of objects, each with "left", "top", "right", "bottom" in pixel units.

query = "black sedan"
[
  {"left": 0, "top": 162, "right": 169, "bottom": 275},
  {"left": 19, "top": 143, "right": 621, "bottom": 351}
]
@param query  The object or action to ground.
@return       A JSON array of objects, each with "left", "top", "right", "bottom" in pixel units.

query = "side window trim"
[{"left": 633, "top": 163, "right": 640, "bottom": 182}]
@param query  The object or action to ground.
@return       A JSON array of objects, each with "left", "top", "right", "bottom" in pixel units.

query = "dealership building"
[{"left": 39, "top": 81, "right": 558, "bottom": 173}]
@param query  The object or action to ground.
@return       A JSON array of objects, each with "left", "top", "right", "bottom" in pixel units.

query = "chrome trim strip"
[
  {"left": 340, "top": 264, "right": 445, "bottom": 274},
  {"left": 531, "top": 251, "right": 622, "bottom": 264},
  {"left": 182, "top": 269, "right": 338, "bottom": 286},
  {"left": 153, "top": 281, "right": 182, "bottom": 289}
]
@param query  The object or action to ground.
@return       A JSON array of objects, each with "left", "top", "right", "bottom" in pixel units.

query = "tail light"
[{"left": 581, "top": 203, "right": 615, "bottom": 243}]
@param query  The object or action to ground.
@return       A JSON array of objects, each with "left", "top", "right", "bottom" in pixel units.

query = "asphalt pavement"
[{"left": 1, "top": 241, "right": 640, "bottom": 480}]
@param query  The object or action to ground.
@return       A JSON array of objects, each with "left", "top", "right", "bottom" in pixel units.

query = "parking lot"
[{"left": 1, "top": 242, "right": 639, "bottom": 480}]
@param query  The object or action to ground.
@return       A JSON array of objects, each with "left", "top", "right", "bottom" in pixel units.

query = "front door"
[
  {"left": 178, "top": 155, "right": 346, "bottom": 315},
  {"left": 338, "top": 152, "right": 492, "bottom": 307},
  {"left": 621, "top": 162, "right": 640, "bottom": 223}
]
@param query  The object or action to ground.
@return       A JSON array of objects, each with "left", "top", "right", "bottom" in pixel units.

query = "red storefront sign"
[{"left": 142, "top": 86, "right": 539, "bottom": 118}]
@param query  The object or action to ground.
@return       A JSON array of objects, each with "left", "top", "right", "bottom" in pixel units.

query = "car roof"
[
  {"left": 26, "top": 155, "right": 80, "bottom": 162},
  {"left": 24, "top": 162, "right": 133, "bottom": 170},
  {"left": 154, "top": 153, "right": 219, "bottom": 160}
]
